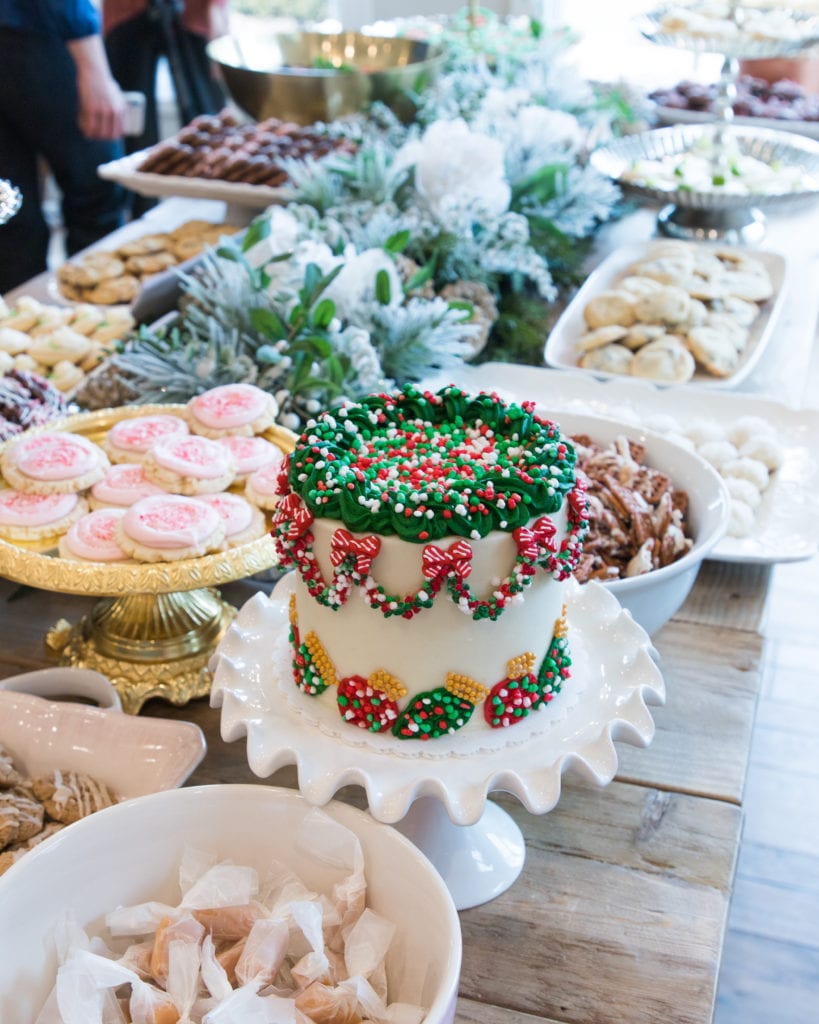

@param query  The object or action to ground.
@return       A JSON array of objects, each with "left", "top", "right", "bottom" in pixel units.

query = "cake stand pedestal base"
[
  {"left": 45, "top": 587, "right": 236, "bottom": 714},
  {"left": 393, "top": 796, "right": 525, "bottom": 910},
  {"left": 657, "top": 202, "right": 766, "bottom": 245}
]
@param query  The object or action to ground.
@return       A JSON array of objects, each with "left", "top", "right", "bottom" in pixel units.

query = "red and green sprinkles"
[{"left": 278, "top": 385, "right": 579, "bottom": 542}]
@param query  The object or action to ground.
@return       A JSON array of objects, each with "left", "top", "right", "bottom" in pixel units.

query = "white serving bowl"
[
  {"left": 554, "top": 411, "right": 731, "bottom": 635},
  {"left": 0, "top": 784, "right": 462, "bottom": 1023}
]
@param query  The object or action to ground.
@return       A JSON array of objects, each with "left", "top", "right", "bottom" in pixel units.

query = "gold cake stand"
[{"left": 0, "top": 405, "right": 296, "bottom": 714}]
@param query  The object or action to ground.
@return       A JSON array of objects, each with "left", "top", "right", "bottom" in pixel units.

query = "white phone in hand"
[{"left": 123, "top": 91, "right": 146, "bottom": 137}]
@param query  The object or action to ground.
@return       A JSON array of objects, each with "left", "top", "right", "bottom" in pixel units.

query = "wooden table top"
[{"left": 0, "top": 555, "right": 766, "bottom": 1024}]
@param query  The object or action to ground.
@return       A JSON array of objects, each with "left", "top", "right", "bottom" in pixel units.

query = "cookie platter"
[
  {"left": 0, "top": 405, "right": 296, "bottom": 712},
  {"left": 544, "top": 240, "right": 787, "bottom": 389}
]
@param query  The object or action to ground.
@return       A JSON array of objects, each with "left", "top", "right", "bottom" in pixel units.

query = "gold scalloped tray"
[{"left": 0, "top": 404, "right": 296, "bottom": 596}]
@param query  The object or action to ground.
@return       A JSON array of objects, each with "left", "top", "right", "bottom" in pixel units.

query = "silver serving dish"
[
  {"left": 636, "top": 5, "right": 819, "bottom": 59},
  {"left": 208, "top": 31, "right": 444, "bottom": 125},
  {"left": 591, "top": 123, "right": 819, "bottom": 242}
]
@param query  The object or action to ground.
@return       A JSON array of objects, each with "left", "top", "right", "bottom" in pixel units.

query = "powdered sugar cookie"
[
  {"left": 244, "top": 460, "right": 285, "bottom": 510},
  {"left": 216, "top": 435, "right": 285, "bottom": 482},
  {"left": 143, "top": 435, "right": 236, "bottom": 495},
  {"left": 697, "top": 440, "right": 739, "bottom": 470},
  {"left": 88, "top": 463, "right": 168, "bottom": 510},
  {"left": 103, "top": 413, "right": 189, "bottom": 464},
  {"left": 58, "top": 508, "right": 130, "bottom": 562},
  {"left": 583, "top": 290, "right": 636, "bottom": 329},
  {"left": 630, "top": 335, "right": 695, "bottom": 383},
  {"left": 725, "top": 476, "right": 762, "bottom": 510},
  {"left": 116, "top": 494, "right": 225, "bottom": 562},
  {"left": 722, "top": 456, "right": 769, "bottom": 491},
  {"left": 1, "top": 431, "right": 109, "bottom": 494},
  {"left": 186, "top": 383, "right": 278, "bottom": 439},
  {"left": 579, "top": 343, "right": 634, "bottom": 375},
  {"left": 738, "top": 435, "right": 782, "bottom": 471},
  {"left": 198, "top": 492, "right": 267, "bottom": 548},
  {"left": 0, "top": 490, "right": 87, "bottom": 541},
  {"left": 728, "top": 415, "right": 776, "bottom": 448},
  {"left": 728, "top": 498, "right": 755, "bottom": 538}
]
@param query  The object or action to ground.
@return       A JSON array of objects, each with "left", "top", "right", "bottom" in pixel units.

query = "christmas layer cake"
[{"left": 272, "top": 385, "right": 588, "bottom": 742}]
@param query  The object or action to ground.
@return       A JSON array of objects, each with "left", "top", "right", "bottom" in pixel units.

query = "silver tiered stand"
[{"left": 210, "top": 574, "right": 664, "bottom": 910}]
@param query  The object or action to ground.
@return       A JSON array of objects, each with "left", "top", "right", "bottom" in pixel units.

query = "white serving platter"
[
  {"left": 544, "top": 241, "right": 787, "bottom": 390},
  {"left": 422, "top": 363, "right": 819, "bottom": 566},
  {"left": 97, "top": 150, "right": 293, "bottom": 208}
]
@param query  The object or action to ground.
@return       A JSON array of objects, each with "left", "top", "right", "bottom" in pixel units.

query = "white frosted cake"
[{"left": 272, "top": 386, "right": 587, "bottom": 742}]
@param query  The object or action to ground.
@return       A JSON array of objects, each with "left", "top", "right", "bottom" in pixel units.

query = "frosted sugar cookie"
[
  {"left": 186, "top": 383, "right": 278, "bottom": 439},
  {"left": 198, "top": 492, "right": 267, "bottom": 548},
  {"left": 216, "top": 434, "right": 285, "bottom": 482},
  {"left": 244, "top": 460, "right": 285, "bottom": 510},
  {"left": 0, "top": 490, "right": 87, "bottom": 541},
  {"left": 116, "top": 494, "right": 225, "bottom": 562},
  {"left": 58, "top": 507, "right": 130, "bottom": 562},
  {"left": 143, "top": 435, "right": 236, "bottom": 495},
  {"left": 103, "top": 413, "right": 189, "bottom": 464},
  {"left": 88, "top": 463, "right": 168, "bottom": 510},
  {"left": 1, "top": 431, "right": 109, "bottom": 494}
]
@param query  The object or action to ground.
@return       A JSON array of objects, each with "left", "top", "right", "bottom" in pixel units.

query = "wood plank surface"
[{"left": 674, "top": 561, "right": 771, "bottom": 633}]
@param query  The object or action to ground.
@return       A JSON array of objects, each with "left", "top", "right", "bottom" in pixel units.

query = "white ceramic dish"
[
  {"left": 0, "top": 667, "right": 120, "bottom": 708},
  {"left": 97, "top": 150, "right": 293, "bottom": 208},
  {"left": 554, "top": 411, "right": 730, "bottom": 635},
  {"left": 421, "top": 364, "right": 819, "bottom": 565},
  {"left": 653, "top": 103, "right": 819, "bottom": 142},
  {"left": 544, "top": 241, "right": 787, "bottom": 390},
  {"left": 0, "top": 784, "right": 462, "bottom": 1024},
  {"left": 0, "top": 689, "right": 205, "bottom": 797}
]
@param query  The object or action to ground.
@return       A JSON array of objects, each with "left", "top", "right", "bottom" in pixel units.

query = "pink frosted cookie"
[
  {"left": 244, "top": 460, "right": 284, "bottom": 511},
  {"left": 58, "top": 508, "right": 130, "bottom": 562},
  {"left": 198, "top": 491, "right": 267, "bottom": 548},
  {"left": 186, "top": 383, "right": 278, "bottom": 439},
  {"left": 0, "top": 431, "right": 109, "bottom": 495},
  {"left": 115, "top": 494, "right": 225, "bottom": 562},
  {"left": 216, "top": 435, "right": 285, "bottom": 482},
  {"left": 0, "top": 490, "right": 87, "bottom": 541},
  {"left": 142, "top": 436, "right": 236, "bottom": 495},
  {"left": 88, "top": 463, "right": 168, "bottom": 510},
  {"left": 103, "top": 414, "right": 189, "bottom": 464}
]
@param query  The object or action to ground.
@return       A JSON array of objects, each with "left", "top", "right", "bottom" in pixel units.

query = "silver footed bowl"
[{"left": 590, "top": 123, "right": 819, "bottom": 212}]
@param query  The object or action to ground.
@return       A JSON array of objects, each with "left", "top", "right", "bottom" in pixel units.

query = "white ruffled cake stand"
[{"left": 210, "top": 575, "right": 665, "bottom": 909}]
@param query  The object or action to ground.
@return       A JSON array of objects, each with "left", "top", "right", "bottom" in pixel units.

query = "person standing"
[{"left": 0, "top": 0, "right": 127, "bottom": 294}]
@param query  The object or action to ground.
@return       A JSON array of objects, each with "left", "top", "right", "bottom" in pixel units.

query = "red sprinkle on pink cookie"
[
  {"left": 188, "top": 383, "right": 273, "bottom": 431},
  {"left": 62, "top": 508, "right": 128, "bottom": 561},
  {"left": 107, "top": 414, "right": 189, "bottom": 454},
  {"left": 91, "top": 463, "right": 167, "bottom": 507},
  {"left": 216, "top": 435, "right": 284, "bottom": 476},
  {"left": 8, "top": 431, "right": 103, "bottom": 482},
  {"left": 150, "top": 436, "right": 234, "bottom": 479},
  {"left": 246, "top": 461, "right": 280, "bottom": 499},
  {"left": 0, "top": 490, "right": 79, "bottom": 527},
  {"left": 198, "top": 492, "right": 255, "bottom": 538},
  {"left": 122, "top": 495, "right": 222, "bottom": 550}
]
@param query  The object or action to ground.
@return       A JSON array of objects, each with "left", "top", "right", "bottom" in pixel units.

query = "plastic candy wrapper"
[{"left": 39, "top": 809, "right": 426, "bottom": 1024}]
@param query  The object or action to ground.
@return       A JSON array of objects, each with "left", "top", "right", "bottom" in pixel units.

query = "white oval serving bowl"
[
  {"left": 0, "top": 783, "right": 462, "bottom": 1024},
  {"left": 553, "top": 410, "right": 731, "bottom": 635}
]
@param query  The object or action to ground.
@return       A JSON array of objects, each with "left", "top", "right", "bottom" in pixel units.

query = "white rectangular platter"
[{"left": 544, "top": 241, "right": 788, "bottom": 390}]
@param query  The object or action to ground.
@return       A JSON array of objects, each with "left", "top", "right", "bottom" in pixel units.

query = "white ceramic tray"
[
  {"left": 97, "top": 150, "right": 293, "bottom": 208},
  {"left": 422, "top": 363, "right": 819, "bottom": 565},
  {"left": 544, "top": 241, "right": 787, "bottom": 390},
  {"left": 653, "top": 103, "right": 819, "bottom": 142}
]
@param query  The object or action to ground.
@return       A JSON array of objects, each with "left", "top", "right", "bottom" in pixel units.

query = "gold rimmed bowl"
[{"left": 208, "top": 30, "right": 445, "bottom": 125}]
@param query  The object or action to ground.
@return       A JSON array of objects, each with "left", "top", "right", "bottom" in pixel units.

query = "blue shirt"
[{"left": 0, "top": 1, "right": 100, "bottom": 40}]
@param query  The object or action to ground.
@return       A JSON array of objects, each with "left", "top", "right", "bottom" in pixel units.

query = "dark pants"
[
  {"left": 0, "top": 28, "right": 125, "bottom": 295},
  {"left": 105, "top": 10, "right": 224, "bottom": 164}
]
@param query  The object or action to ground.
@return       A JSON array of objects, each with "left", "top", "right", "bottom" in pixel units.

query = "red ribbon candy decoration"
[
  {"left": 422, "top": 540, "right": 473, "bottom": 581},
  {"left": 330, "top": 528, "right": 381, "bottom": 576},
  {"left": 273, "top": 493, "right": 315, "bottom": 540}
]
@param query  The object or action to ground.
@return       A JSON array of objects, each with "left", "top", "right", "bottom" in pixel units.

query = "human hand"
[{"left": 67, "top": 36, "right": 126, "bottom": 141}]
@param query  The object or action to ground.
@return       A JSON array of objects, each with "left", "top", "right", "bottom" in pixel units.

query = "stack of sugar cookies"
[
  {"left": 0, "top": 295, "right": 135, "bottom": 393},
  {"left": 575, "top": 240, "right": 774, "bottom": 383},
  {"left": 0, "top": 383, "right": 287, "bottom": 564},
  {"left": 55, "top": 219, "right": 240, "bottom": 306}
]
